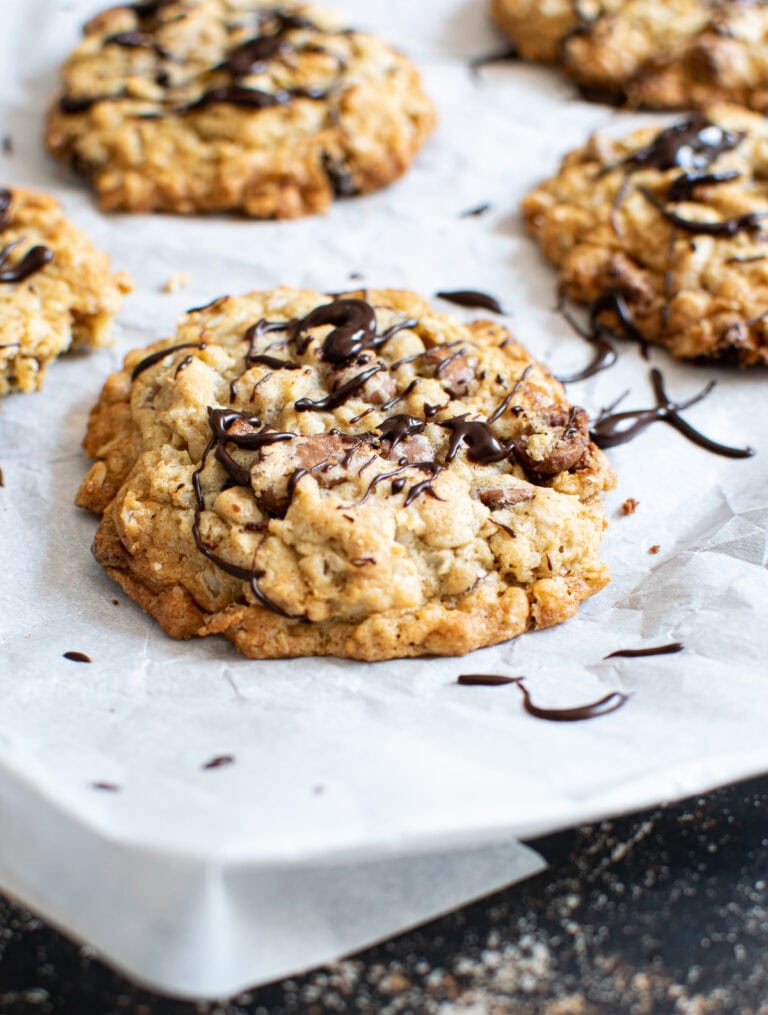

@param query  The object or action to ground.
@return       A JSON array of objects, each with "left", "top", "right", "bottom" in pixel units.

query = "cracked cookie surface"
[
  {"left": 491, "top": 0, "right": 768, "bottom": 111},
  {"left": 0, "top": 186, "right": 131, "bottom": 397},
  {"left": 77, "top": 287, "right": 614, "bottom": 661},
  {"left": 46, "top": 1, "right": 436, "bottom": 218},
  {"left": 523, "top": 105, "right": 768, "bottom": 365}
]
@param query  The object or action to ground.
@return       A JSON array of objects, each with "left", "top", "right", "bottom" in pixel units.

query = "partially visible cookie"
[
  {"left": 523, "top": 105, "right": 768, "bottom": 365},
  {"left": 45, "top": 1, "right": 436, "bottom": 218},
  {"left": 0, "top": 186, "right": 131, "bottom": 396},
  {"left": 491, "top": 0, "right": 768, "bottom": 111},
  {"left": 77, "top": 286, "right": 615, "bottom": 661}
]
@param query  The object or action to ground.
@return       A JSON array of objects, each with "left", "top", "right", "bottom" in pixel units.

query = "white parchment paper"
[{"left": 0, "top": 0, "right": 767, "bottom": 999}]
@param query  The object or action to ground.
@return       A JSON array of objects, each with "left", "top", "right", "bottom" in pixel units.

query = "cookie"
[
  {"left": 76, "top": 287, "right": 615, "bottom": 661},
  {"left": 45, "top": 1, "right": 436, "bottom": 218},
  {"left": 491, "top": 0, "right": 768, "bottom": 111},
  {"left": 0, "top": 186, "right": 131, "bottom": 397},
  {"left": 523, "top": 105, "right": 768, "bottom": 366}
]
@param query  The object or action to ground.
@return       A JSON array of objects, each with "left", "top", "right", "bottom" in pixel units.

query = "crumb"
[
  {"left": 349, "top": 271, "right": 365, "bottom": 281},
  {"left": 649, "top": 544, "right": 661, "bottom": 555},
  {"left": 111, "top": 598, "right": 120, "bottom": 605},
  {"left": 621, "top": 498, "right": 639, "bottom": 515},
  {"left": 1, "top": 135, "right": 12, "bottom": 155},
  {"left": 162, "top": 272, "right": 190, "bottom": 294},
  {"left": 0, "top": 466, "right": 4, "bottom": 487},
  {"left": 91, "top": 782, "right": 120, "bottom": 792},
  {"left": 313, "top": 784, "right": 325, "bottom": 795}
]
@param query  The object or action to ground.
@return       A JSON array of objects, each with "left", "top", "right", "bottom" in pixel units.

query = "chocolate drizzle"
[
  {"left": 0, "top": 189, "right": 54, "bottom": 284},
  {"left": 605, "top": 642, "right": 684, "bottom": 659},
  {"left": 61, "top": 5, "right": 345, "bottom": 118},
  {"left": 457, "top": 674, "right": 629, "bottom": 722},
  {"left": 642, "top": 186, "right": 768, "bottom": 238},
  {"left": 436, "top": 290, "right": 504, "bottom": 314},
  {"left": 131, "top": 341, "right": 206, "bottom": 381},
  {"left": 63, "top": 651, "right": 92, "bottom": 663},
  {"left": 591, "top": 368, "right": 754, "bottom": 459},
  {"left": 439, "top": 415, "right": 509, "bottom": 465},
  {"left": 376, "top": 414, "right": 425, "bottom": 447},
  {"left": 0, "top": 243, "right": 53, "bottom": 283},
  {"left": 666, "top": 170, "right": 740, "bottom": 203},
  {"left": 626, "top": 115, "right": 744, "bottom": 172},
  {"left": 191, "top": 409, "right": 298, "bottom": 619},
  {"left": 295, "top": 364, "right": 384, "bottom": 412}
]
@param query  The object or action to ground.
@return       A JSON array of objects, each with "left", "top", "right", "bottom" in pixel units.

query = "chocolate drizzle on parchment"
[
  {"left": 457, "top": 674, "right": 629, "bottom": 722},
  {"left": 590, "top": 369, "right": 754, "bottom": 458}
]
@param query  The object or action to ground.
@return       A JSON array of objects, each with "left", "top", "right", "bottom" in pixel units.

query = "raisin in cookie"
[
  {"left": 0, "top": 186, "right": 130, "bottom": 397},
  {"left": 45, "top": 1, "right": 436, "bottom": 218},
  {"left": 76, "top": 286, "right": 614, "bottom": 661},
  {"left": 491, "top": 0, "right": 768, "bottom": 111},
  {"left": 523, "top": 105, "right": 768, "bottom": 365}
]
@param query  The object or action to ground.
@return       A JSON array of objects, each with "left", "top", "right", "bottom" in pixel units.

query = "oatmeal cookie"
[
  {"left": 523, "top": 105, "right": 768, "bottom": 365},
  {"left": 76, "top": 286, "right": 615, "bottom": 660},
  {"left": 45, "top": 1, "right": 436, "bottom": 218},
  {"left": 0, "top": 186, "right": 130, "bottom": 397},
  {"left": 491, "top": 0, "right": 768, "bottom": 111}
]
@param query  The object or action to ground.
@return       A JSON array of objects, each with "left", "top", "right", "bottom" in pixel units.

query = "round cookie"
[
  {"left": 523, "top": 105, "right": 768, "bottom": 366},
  {"left": 0, "top": 186, "right": 131, "bottom": 397},
  {"left": 490, "top": 0, "right": 768, "bottom": 111},
  {"left": 46, "top": 1, "right": 436, "bottom": 218},
  {"left": 76, "top": 287, "right": 615, "bottom": 661}
]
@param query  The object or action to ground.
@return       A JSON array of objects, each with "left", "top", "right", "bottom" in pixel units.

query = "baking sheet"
[{"left": 0, "top": 0, "right": 767, "bottom": 999}]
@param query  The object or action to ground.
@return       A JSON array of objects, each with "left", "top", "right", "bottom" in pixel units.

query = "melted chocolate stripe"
[
  {"left": 605, "top": 642, "right": 684, "bottom": 659},
  {"left": 643, "top": 186, "right": 768, "bottom": 238},
  {"left": 591, "top": 368, "right": 754, "bottom": 458},
  {"left": 131, "top": 342, "right": 206, "bottom": 381},
  {"left": 295, "top": 365, "right": 383, "bottom": 412},
  {"left": 457, "top": 675, "right": 630, "bottom": 721},
  {"left": 436, "top": 290, "right": 504, "bottom": 313}
]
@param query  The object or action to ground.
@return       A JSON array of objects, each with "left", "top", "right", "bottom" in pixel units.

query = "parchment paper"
[{"left": 0, "top": 0, "right": 767, "bottom": 999}]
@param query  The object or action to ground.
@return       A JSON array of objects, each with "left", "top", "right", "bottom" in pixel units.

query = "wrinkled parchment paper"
[{"left": 0, "top": 0, "right": 766, "bottom": 999}]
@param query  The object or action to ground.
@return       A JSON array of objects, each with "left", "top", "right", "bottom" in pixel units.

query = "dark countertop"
[{"left": 1, "top": 775, "right": 766, "bottom": 1014}]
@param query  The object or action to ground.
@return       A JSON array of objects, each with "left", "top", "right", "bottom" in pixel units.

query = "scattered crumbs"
[
  {"left": 1, "top": 135, "right": 12, "bottom": 155},
  {"left": 63, "top": 651, "right": 92, "bottom": 664},
  {"left": 111, "top": 598, "right": 120, "bottom": 606},
  {"left": 91, "top": 782, "right": 120, "bottom": 792},
  {"left": 203, "top": 754, "right": 235, "bottom": 770},
  {"left": 621, "top": 497, "right": 639, "bottom": 515},
  {"left": 460, "top": 202, "right": 491, "bottom": 218},
  {"left": 162, "top": 271, "right": 190, "bottom": 294},
  {"left": 348, "top": 271, "right": 365, "bottom": 281},
  {"left": 649, "top": 544, "right": 661, "bottom": 555}
]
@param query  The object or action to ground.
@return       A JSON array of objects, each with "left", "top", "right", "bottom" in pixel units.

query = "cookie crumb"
[
  {"left": 621, "top": 497, "right": 639, "bottom": 515},
  {"left": 92, "top": 782, "right": 120, "bottom": 792},
  {"left": 649, "top": 544, "right": 661, "bottom": 555},
  {"left": 162, "top": 272, "right": 190, "bottom": 294}
]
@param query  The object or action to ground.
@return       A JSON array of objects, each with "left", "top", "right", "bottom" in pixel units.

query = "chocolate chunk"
[
  {"left": 424, "top": 347, "right": 479, "bottom": 398},
  {"left": 514, "top": 407, "right": 589, "bottom": 478},
  {"left": 475, "top": 486, "right": 534, "bottom": 510}
]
